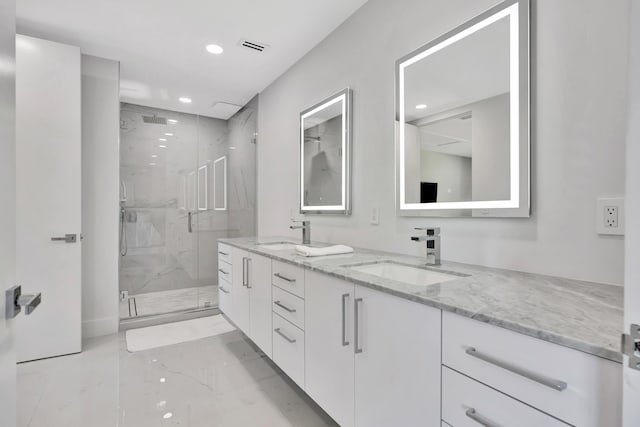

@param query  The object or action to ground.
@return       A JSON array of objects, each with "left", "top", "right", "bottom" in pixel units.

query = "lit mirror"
[
  {"left": 300, "top": 88, "right": 352, "bottom": 215},
  {"left": 213, "top": 156, "right": 227, "bottom": 211},
  {"left": 197, "top": 164, "right": 208, "bottom": 211},
  {"left": 396, "top": 0, "right": 529, "bottom": 217}
]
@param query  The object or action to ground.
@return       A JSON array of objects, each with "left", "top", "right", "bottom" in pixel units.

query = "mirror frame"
[
  {"left": 299, "top": 87, "right": 352, "bottom": 215},
  {"left": 395, "top": 0, "right": 530, "bottom": 217}
]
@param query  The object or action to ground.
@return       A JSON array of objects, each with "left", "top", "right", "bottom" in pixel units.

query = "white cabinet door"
[
  {"left": 231, "top": 248, "right": 250, "bottom": 333},
  {"left": 305, "top": 271, "right": 355, "bottom": 427},
  {"left": 248, "top": 253, "right": 272, "bottom": 357},
  {"left": 354, "top": 285, "right": 441, "bottom": 427},
  {"left": 16, "top": 35, "right": 82, "bottom": 362}
]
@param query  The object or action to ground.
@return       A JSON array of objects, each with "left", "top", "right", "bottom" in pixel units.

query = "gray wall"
[
  {"left": 257, "top": 0, "right": 629, "bottom": 284},
  {"left": 420, "top": 151, "right": 472, "bottom": 202},
  {"left": 81, "top": 54, "right": 120, "bottom": 338}
]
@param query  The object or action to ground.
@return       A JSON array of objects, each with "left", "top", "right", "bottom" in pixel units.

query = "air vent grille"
[
  {"left": 142, "top": 114, "right": 167, "bottom": 125},
  {"left": 239, "top": 39, "right": 269, "bottom": 53}
]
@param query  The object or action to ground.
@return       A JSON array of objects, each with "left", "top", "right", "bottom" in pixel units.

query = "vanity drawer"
[
  {"left": 218, "top": 243, "right": 232, "bottom": 264},
  {"left": 442, "top": 366, "right": 568, "bottom": 427},
  {"left": 442, "top": 311, "right": 621, "bottom": 427},
  {"left": 272, "top": 260, "right": 305, "bottom": 298},
  {"left": 272, "top": 313, "right": 305, "bottom": 388},
  {"left": 218, "top": 279, "right": 232, "bottom": 316},
  {"left": 272, "top": 286, "right": 305, "bottom": 330},
  {"left": 217, "top": 259, "right": 232, "bottom": 284}
]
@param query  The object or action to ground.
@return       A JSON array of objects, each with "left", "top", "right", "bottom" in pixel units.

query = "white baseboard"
[{"left": 82, "top": 316, "right": 119, "bottom": 338}]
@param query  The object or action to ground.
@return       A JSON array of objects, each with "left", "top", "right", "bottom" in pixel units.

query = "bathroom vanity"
[{"left": 218, "top": 237, "right": 622, "bottom": 427}]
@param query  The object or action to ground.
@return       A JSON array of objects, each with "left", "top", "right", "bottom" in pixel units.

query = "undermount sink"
[
  {"left": 256, "top": 242, "right": 297, "bottom": 251},
  {"left": 348, "top": 262, "right": 464, "bottom": 286}
]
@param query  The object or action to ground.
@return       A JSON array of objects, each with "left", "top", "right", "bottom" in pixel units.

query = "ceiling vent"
[
  {"left": 142, "top": 114, "right": 167, "bottom": 125},
  {"left": 239, "top": 39, "right": 269, "bottom": 53}
]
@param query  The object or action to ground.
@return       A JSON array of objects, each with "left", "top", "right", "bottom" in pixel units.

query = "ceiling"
[{"left": 17, "top": 0, "right": 368, "bottom": 119}]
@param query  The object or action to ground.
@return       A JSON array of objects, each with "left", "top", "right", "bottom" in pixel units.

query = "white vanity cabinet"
[
  {"left": 305, "top": 270, "right": 442, "bottom": 427},
  {"left": 442, "top": 311, "right": 622, "bottom": 427},
  {"left": 228, "top": 246, "right": 272, "bottom": 357},
  {"left": 305, "top": 271, "right": 356, "bottom": 427}
]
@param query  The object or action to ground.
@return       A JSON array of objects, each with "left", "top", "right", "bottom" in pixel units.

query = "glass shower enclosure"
[{"left": 118, "top": 98, "right": 257, "bottom": 321}]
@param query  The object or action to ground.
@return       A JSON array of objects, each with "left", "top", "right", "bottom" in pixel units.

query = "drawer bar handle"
[
  {"left": 218, "top": 268, "right": 228, "bottom": 275},
  {"left": 274, "top": 273, "right": 295, "bottom": 283},
  {"left": 219, "top": 286, "right": 230, "bottom": 294},
  {"left": 274, "top": 327, "right": 296, "bottom": 343},
  {"left": 465, "top": 347, "right": 567, "bottom": 391},
  {"left": 465, "top": 408, "right": 499, "bottom": 427},
  {"left": 274, "top": 300, "right": 296, "bottom": 313},
  {"left": 218, "top": 251, "right": 229, "bottom": 256}
]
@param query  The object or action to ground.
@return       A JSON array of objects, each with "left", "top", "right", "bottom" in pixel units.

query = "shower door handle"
[{"left": 187, "top": 212, "right": 193, "bottom": 233}]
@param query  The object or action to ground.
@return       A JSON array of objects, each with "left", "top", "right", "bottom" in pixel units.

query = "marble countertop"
[{"left": 219, "top": 237, "right": 623, "bottom": 363}]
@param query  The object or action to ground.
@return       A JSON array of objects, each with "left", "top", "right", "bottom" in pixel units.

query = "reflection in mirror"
[
  {"left": 213, "top": 156, "right": 227, "bottom": 211},
  {"left": 397, "top": 0, "right": 529, "bottom": 217},
  {"left": 300, "top": 88, "right": 352, "bottom": 214}
]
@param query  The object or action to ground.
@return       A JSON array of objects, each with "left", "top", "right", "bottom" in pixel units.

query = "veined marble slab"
[{"left": 219, "top": 237, "right": 623, "bottom": 363}]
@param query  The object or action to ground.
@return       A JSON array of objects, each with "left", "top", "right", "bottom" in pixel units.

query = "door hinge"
[{"left": 621, "top": 323, "right": 640, "bottom": 371}]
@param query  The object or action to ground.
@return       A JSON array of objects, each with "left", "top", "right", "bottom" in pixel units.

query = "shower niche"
[{"left": 118, "top": 99, "right": 257, "bottom": 320}]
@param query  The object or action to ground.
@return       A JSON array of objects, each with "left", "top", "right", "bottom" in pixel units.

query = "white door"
[
  {"left": 354, "top": 285, "right": 441, "bottom": 427},
  {"left": 248, "top": 253, "right": 272, "bottom": 357},
  {"left": 305, "top": 271, "right": 355, "bottom": 427},
  {"left": 623, "top": 2, "right": 640, "bottom": 424},
  {"left": 231, "top": 248, "right": 250, "bottom": 333},
  {"left": 0, "top": 1, "right": 16, "bottom": 424},
  {"left": 16, "top": 35, "right": 82, "bottom": 362}
]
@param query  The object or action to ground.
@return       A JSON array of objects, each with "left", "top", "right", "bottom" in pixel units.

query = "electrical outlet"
[{"left": 597, "top": 197, "right": 625, "bottom": 235}]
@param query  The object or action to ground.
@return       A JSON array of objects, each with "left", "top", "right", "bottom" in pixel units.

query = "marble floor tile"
[{"left": 17, "top": 327, "right": 336, "bottom": 427}]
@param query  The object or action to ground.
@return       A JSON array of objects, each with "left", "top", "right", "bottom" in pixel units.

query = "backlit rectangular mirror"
[
  {"left": 300, "top": 88, "right": 352, "bottom": 215},
  {"left": 396, "top": 0, "right": 529, "bottom": 217}
]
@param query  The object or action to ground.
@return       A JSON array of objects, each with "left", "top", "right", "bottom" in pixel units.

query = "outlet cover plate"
[{"left": 597, "top": 197, "right": 625, "bottom": 235}]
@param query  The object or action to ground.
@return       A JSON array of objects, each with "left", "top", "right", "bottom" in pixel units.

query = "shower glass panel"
[{"left": 119, "top": 98, "right": 257, "bottom": 320}]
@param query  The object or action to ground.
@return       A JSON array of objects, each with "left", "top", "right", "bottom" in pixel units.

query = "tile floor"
[
  {"left": 120, "top": 285, "right": 218, "bottom": 319},
  {"left": 18, "top": 328, "right": 337, "bottom": 427}
]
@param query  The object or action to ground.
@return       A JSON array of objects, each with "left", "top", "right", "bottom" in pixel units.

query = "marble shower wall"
[{"left": 119, "top": 100, "right": 257, "bottom": 298}]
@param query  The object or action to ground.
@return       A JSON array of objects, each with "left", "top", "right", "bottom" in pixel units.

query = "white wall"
[
  {"left": 258, "top": 0, "right": 629, "bottom": 284},
  {"left": 81, "top": 55, "right": 120, "bottom": 338}
]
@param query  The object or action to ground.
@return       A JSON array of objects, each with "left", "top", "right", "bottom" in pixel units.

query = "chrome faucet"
[
  {"left": 410, "top": 227, "right": 441, "bottom": 265},
  {"left": 290, "top": 220, "right": 311, "bottom": 245}
]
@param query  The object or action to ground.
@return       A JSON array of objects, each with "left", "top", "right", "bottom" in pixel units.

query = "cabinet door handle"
[
  {"left": 274, "top": 300, "right": 296, "bottom": 313},
  {"left": 219, "top": 286, "right": 230, "bottom": 294},
  {"left": 242, "top": 257, "right": 247, "bottom": 287},
  {"left": 465, "top": 408, "right": 499, "bottom": 427},
  {"left": 246, "top": 258, "right": 252, "bottom": 288},
  {"left": 354, "top": 297, "right": 363, "bottom": 354},
  {"left": 274, "top": 327, "right": 296, "bottom": 343},
  {"left": 218, "top": 251, "right": 229, "bottom": 256},
  {"left": 273, "top": 273, "right": 295, "bottom": 283},
  {"left": 465, "top": 347, "right": 567, "bottom": 391},
  {"left": 187, "top": 212, "right": 193, "bottom": 233},
  {"left": 218, "top": 268, "right": 228, "bottom": 275},
  {"left": 341, "top": 293, "right": 350, "bottom": 346}
]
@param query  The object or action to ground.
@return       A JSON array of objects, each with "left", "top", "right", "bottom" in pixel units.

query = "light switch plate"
[{"left": 597, "top": 197, "right": 625, "bottom": 235}]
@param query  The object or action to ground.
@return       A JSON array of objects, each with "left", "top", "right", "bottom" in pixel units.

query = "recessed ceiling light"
[
  {"left": 164, "top": 133, "right": 174, "bottom": 136},
  {"left": 206, "top": 44, "right": 224, "bottom": 55},
  {"left": 160, "top": 377, "right": 166, "bottom": 383},
  {"left": 149, "top": 163, "right": 156, "bottom": 166},
  {"left": 163, "top": 412, "right": 173, "bottom": 419},
  {"left": 159, "top": 138, "right": 167, "bottom": 142},
  {"left": 167, "top": 119, "right": 178, "bottom": 124},
  {"left": 416, "top": 104, "right": 428, "bottom": 110},
  {"left": 179, "top": 97, "right": 192, "bottom": 103},
  {"left": 151, "top": 154, "right": 158, "bottom": 158},
  {"left": 159, "top": 145, "right": 167, "bottom": 148},
  {"left": 229, "top": 146, "right": 236, "bottom": 150}
]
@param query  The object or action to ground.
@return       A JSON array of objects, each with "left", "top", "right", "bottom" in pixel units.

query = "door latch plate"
[{"left": 621, "top": 323, "right": 640, "bottom": 371}]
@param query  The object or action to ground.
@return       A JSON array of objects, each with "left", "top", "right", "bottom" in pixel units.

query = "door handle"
[
  {"left": 51, "top": 233, "right": 77, "bottom": 243},
  {"left": 5, "top": 285, "right": 42, "bottom": 319},
  {"left": 187, "top": 212, "right": 193, "bottom": 233}
]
